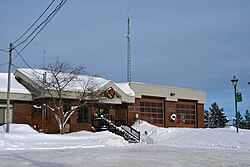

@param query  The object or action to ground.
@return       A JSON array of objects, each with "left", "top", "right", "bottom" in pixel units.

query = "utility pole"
[{"left": 6, "top": 43, "right": 13, "bottom": 133}]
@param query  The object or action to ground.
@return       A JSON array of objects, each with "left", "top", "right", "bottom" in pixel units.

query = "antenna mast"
[{"left": 126, "top": 0, "right": 131, "bottom": 83}]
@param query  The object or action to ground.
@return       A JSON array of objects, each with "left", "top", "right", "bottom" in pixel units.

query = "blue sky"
[{"left": 1, "top": 0, "right": 250, "bottom": 120}]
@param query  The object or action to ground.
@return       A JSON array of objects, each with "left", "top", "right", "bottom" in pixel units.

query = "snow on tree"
[
  {"left": 34, "top": 58, "right": 100, "bottom": 134},
  {"left": 245, "top": 110, "right": 250, "bottom": 122},
  {"left": 237, "top": 111, "right": 244, "bottom": 124},
  {"left": 205, "top": 102, "right": 229, "bottom": 128},
  {"left": 240, "top": 110, "right": 250, "bottom": 129}
]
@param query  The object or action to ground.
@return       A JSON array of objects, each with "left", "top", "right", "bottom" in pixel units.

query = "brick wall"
[
  {"left": 69, "top": 111, "right": 92, "bottom": 132},
  {"left": 165, "top": 101, "right": 177, "bottom": 128},
  {"left": 13, "top": 102, "right": 32, "bottom": 125},
  {"left": 197, "top": 104, "right": 204, "bottom": 128}
]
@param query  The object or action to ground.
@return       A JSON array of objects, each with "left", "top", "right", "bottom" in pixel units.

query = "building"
[
  {"left": 1, "top": 68, "right": 206, "bottom": 133},
  {"left": 0, "top": 73, "right": 32, "bottom": 125},
  {"left": 128, "top": 82, "right": 205, "bottom": 128}
]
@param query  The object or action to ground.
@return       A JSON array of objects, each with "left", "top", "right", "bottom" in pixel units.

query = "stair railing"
[
  {"left": 94, "top": 117, "right": 140, "bottom": 143},
  {"left": 121, "top": 125, "right": 140, "bottom": 142}
]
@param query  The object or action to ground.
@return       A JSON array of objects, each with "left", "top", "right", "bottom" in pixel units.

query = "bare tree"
[{"left": 35, "top": 58, "right": 99, "bottom": 134}]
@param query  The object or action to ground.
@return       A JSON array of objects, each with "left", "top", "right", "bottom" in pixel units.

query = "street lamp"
[{"left": 231, "top": 75, "right": 239, "bottom": 133}]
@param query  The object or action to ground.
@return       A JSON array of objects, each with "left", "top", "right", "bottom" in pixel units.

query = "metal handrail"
[{"left": 121, "top": 125, "right": 140, "bottom": 141}]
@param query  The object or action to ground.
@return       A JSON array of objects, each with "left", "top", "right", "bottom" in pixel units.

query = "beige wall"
[{"left": 130, "top": 82, "right": 206, "bottom": 104}]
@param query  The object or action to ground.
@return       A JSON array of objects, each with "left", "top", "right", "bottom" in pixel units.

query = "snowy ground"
[{"left": 0, "top": 122, "right": 250, "bottom": 167}]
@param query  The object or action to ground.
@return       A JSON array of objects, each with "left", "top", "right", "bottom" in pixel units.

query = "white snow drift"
[
  {"left": 133, "top": 120, "right": 250, "bottom": 151},
  {"left": 0, "top": 121, "right": 250, "bottom": 151}
]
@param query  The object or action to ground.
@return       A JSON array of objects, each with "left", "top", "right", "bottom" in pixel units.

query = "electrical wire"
[
  {"left": 10, "top": 0, "right": 67, "bottom": 66},
  {"left": 2, "top": 0, "right": 67, "bottom": 73},
  {"left": 12, "top": 63, "right": 43, "bottom": 76},
  {"left": 0, "top": 49, "right": 8, "bottom": 53},
  {"left": 0, "top": 49, "right": 9, "bottom": 66},
  {"left": 13, "top": 0, "right": 56, "bottom": 45},
  {"left": 13, "top": 47, "right": 37, "bottom": 73},
  {"left": 13, "top": 47, "right": 45, "bottom": 76},
  {"left": 11, "top": 63, "right": 20, "bottom": 70},
  {"left": 18, "top": 0, "right": 67, "bottom": 53},
  {"left": 14, "top": 0, "right": 67, "bottom": 50},
  {"left": 0, "top": 62, "right": 9, "bottom": 67}
]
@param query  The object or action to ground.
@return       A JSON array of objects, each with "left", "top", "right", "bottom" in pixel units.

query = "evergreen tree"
[
  {"left": 236, "top": 111, "right": 244, "bottom": 124},
  {"left": 205, "top": 102, "right": 229, "bottom": 128},
  {"left": 243, "top": 109, "right": 250, "bottom": 129},
  {"left": 245, "top": 110, "right": 250, "bottom": 121},
  {"left": 204, "top": 110, "right": 210, "bottom": 127}
]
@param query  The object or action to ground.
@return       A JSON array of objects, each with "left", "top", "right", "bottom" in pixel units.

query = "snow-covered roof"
[
  {"left": 0, "top": 73, "right": 31, "bottom": 94},
  {"left": 115, "top": 82, "right": 135, "bottom": 97},
  {"left": 16, "top": 68, "right": 109, "bottom": 91},
  {"left": 15, "top": 68, "right": 136, "bottom": 103}
]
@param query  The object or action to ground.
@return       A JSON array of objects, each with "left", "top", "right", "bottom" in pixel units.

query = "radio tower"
[{"left": 126, "top": 0, "right": 131, "bottom": 83}]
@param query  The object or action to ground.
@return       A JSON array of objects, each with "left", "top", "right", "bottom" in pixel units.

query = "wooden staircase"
[{"left": 92, "top": 118, "right": 140, "bottom": 143}]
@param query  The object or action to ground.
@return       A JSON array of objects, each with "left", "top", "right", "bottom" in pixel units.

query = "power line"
[
  {"left": 10, "top": 0, "right": 68, "bottom": 67},
  {"left": 13, "top": 47, "right": 44, "bottom": 76},
  {"left": 14, "top": 0, "right": 68, "bottom": 51},
  {"left": 0, "top": 49, "right": 8, "bottom": 53},
  {"left": 18, "top": 1, "right": 65, "bottom": 54},
  {"left": 13, "top": 47, "right": 36, "bottom": 72},
  {"left": 0, "top": 62, "right": 9, "bottom": 67},
  {"left": 11, "top": 63, "right": 20, "bottom": 70},
  {"left": 13, "top": 0, "right": 56, "bottom": 45},
  {"left": 0, "top": 49, "right": 9, "bottom": 66},
  {"left": 11, "top": 63, "right": 43, "bottom": 76}
]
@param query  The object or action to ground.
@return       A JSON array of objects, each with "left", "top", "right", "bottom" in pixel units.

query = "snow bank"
[
  {"left": 133, "top": 120, "right": 250, "bottom": 151},
  {"left": 1, "top": 122, "right": 250, "bottom": 152},
  {"left": 0, "top": 124, "right": 128, "bottom": 151}
]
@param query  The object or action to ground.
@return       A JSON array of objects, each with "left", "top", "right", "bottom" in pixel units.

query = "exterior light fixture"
[{"left": 170, "top": 93, "right": 175, "bottom": 97}]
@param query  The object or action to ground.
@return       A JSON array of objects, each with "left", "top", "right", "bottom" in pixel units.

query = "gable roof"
[{"left": 15, "top": 68, "right": 135, "bottom": 103}]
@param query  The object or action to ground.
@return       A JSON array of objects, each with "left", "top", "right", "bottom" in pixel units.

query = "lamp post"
[{"left": 231, "top": 75, "right": 239, "bottom": 133}]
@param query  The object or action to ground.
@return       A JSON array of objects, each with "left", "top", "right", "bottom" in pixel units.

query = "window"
[
  {"left": 151, "top": 103, "right": 156, "bottom": 107},
  {"left": 157, "top": 103, "right": 162, "bottom": 107},
  {"left": 77, "top": 106, "right": 90, "bottom": 123},
  {"left": 158, "top": 119, "right": 163, "bottom": 124},
  {"left": 158, "top": 114, "right": 163, "bottom": 118},
  {"left": 145, "top": 102, "right": 150, "bottom": 107},
  {"left": 140, "top": 102, "right": 144, "bottom": 106}
]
